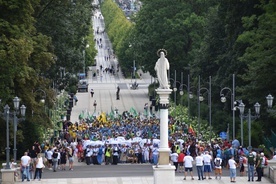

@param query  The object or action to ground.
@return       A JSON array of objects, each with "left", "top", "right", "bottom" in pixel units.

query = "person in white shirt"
[
  {"left": 214, "top": 154, "right": 222, "bottom": 179},
  {"left": 152, "top": 144, "right": 159, "bottom": 165},
  {"left": 46, "top": 148, "right": 53, "bottom": 170},
  {"left": 21, "top": 152, "right": 31, "bottom": 182},
  {"left": 170, "top": 151, "right": 178, "bottom": 171},
  {"left": 183, "top": 152, "right": 194, "bottom": 180},
  {"left": 203, "top": 151, "right": 212, "bottom": 179},
  {"left": 57, "top": 150, "right": 61, "bottom": 170},
  {"left": 228, "top": 155, "right": 237, "bottom": 183},
  {"left": 195, "top": 152, "right": 204, "bottom": 180},
  {"left": 33, "top": 154, "right": 44, "bottom": 181}
]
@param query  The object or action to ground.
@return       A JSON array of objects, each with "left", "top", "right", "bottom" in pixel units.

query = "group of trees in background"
[
  {"left": 0, "top": 0, "right": 275, "bottom": 160},
  {"left": 102, "top": 0, "right": 276, "bottom": 148},
  {"left": 0, "top": 0, "right": 97, "bottom": 159}
]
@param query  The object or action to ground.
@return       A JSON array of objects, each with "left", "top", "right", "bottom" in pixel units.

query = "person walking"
[
  {"left": 33, "top": 154, "right": 44, "bottom": 181},
  {"left": 247, "top": 150, "right": 255, "bottom": 182},
  {"left": 255, "top": 152, "right": 263, "bottom": 182},
  {"left": 45, "top": 147, "right": 53, "bottom": 170},
  {"left": 68, "top": 146, "right": 74, "bottom": 171},
  {"left": 90, "top": 89, "right": 94, "bottom": 97},
  {"left": 170, "top": 151, "right": 178, "bottom": 171},
  {"left": 228, "top": 155, "right": 237, "bottom": 183},
  {"left": 20, "top": 152, "right": 31, "bottom": 182},
  {"left": 112, "top": 145, "right": 119, "bottom": 165},
  {"left": 152, "top": 144, "right": 159, "bottom": 165},
  {"left": 52, "top": 149, "right": 58, "bottom": 172},
  {"left": 203, "top": 151, "right": 212, "bottom": 179},
  {"left": 93, "top": 100, "right": 97, "bottom": 112},
  {"left": 177, "top": 150, "right": 185, "bottom": 173},
  {"left": 183, "top": 152, "right": 194, "bottom": 180},
  {"left": 214, "top": 154, "right": 223, "bottom": 179},
  {"left": 60, "top": 148, "right": 67, "bottom": 170},
  {"left": 195, "top": 152, "right": 204, "bottom": 180},
  {"left": 105, "top": 145, "right": 112, "bottom": 165}
]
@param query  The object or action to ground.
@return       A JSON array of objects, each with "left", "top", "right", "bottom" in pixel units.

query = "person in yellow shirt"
[{"left": 105, "top": 145, "right": 112, "bottom": 165}]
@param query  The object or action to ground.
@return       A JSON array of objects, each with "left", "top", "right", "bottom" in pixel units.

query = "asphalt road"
[{"left": 41, "top": 162, "right": 236, "bottom": 179}]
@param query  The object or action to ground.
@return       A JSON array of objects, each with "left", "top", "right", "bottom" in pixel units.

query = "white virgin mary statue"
[{"left": 154, "top": 51, "right": 170, "bottom": 89}]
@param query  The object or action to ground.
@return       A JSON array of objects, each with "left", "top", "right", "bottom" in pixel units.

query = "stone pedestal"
[
  {"left": 153, "top": 88, "right": 174, "bottom": 183},
  {"left": 153, "top": 165, "right": 175, "bottom": 184},
  {"left": 1, "top": 168, "right": 16, "bottom": 184},
  {"left": 158, "top": 148, "right": 170, "bottom": 165}
]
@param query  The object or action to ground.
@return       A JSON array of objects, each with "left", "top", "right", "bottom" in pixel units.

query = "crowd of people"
[{"left": 17, "top": 109, "right": 276, "bottom": 182}]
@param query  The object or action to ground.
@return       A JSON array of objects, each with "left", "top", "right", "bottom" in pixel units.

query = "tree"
[{"left": 237, "top": 0, "right": 276, "bottom": 132}]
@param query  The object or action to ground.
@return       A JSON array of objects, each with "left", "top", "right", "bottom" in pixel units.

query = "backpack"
[
  {"left": 247, "top": 154, "right": 255, "bottom": 165},
  {"left": 215, "top": 158, "right": 221, "bottom": 167},
  {"left": 53, "top": 152, "right": 58, "bottom": 159},
  {"left": 262, "top": 157, "right": 268, "bottom": 166}
]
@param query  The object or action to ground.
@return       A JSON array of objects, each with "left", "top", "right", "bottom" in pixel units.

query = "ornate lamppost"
[{"left": 0, "top": 97, "right": 26, "bottom": 168}]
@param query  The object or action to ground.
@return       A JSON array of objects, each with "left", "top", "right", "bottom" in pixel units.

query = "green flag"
[{"left": 129, "top": 107, "right": 138, "bottom": 117}]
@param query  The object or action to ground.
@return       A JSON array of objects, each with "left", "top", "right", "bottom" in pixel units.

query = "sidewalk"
[{"left": 17, "top": 176, "right": 272, "bottom": 184}]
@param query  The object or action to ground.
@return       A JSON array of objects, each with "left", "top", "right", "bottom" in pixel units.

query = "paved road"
[
  {"left": 15, "top": 161, "right": 273, "bottom": 184},
  {"left": 70, "top": 9, "right": 153, "bottom": 123}
]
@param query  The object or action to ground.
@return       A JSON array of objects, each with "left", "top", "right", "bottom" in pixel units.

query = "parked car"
[{"left": 78, "top": 79, "right": 88, "bottom": 92}]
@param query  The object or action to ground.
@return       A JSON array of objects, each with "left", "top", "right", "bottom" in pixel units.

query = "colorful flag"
[
  {"left": 188, "top": 124, "right": 196, "bottom": 136},
  {"left": 129, "top": 107, "right": 138, "bottom": 117},
  {"left": 97, "top": 112, "right": 107, "bottom": 123}
]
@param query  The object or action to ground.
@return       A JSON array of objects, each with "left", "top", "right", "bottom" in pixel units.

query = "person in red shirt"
[
  {"left": 76, "top": 141, "right": 83, "bottom": 162},
  {"left": 178, "top": 150, "right": 185, "bottom": 173}
]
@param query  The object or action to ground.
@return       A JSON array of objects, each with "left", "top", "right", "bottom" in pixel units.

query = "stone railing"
[
  {"left": 1, "top": 163, "right": 21, "bottom": 184},
  {"left": 244, "top": 159, "right": 276, "bottom": 183},
  {"left": 268, "top": 160, "right": 276, "bottom": 183}
]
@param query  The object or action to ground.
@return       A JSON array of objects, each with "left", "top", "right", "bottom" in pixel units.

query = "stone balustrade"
[{"left": 268, "top": 160, "right": 276, "bottom": 183}]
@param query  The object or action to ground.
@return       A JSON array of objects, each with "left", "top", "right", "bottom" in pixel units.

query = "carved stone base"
[
  {"left": 153, "top": 165, "right": 175, "bottom": 184},
  {"left": 158, "top": 148, "right": 171, "bottom": 165},
  {"left": 155, "top": 88, "right": 172, "bottom": 106},
  {"left": 1, "top": 168, "right": 16, "bottom": 184}
]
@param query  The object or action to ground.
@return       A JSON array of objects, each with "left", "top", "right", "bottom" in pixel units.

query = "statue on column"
[{"left": 154, "top": 49, "right": 170, "bottom": 89}]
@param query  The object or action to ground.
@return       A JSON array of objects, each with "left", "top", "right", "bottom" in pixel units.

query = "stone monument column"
[
  {"left": 153, "top": 49, "right": 175, "bottom": 184},
  {"left": 157, "top": 89, "right": 171, "bottom": 165}
]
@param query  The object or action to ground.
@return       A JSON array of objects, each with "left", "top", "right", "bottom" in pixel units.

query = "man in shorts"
[
  {"left": 46, "top": 147, "right": 53, "bottom": 170},
  {"left": 228, "top": 155, "right": 237, "bottom": 182},
  {"left": 203, "top": 151, "right": 212, "bottom": 179},
  {"left": 183, "top": 152, "right": 194, "bottom": 180},
  {"left": 214, "top": 154, "right": 222, "bottom": 179}
]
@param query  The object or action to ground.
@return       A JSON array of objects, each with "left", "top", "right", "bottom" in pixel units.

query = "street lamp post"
[
  {"left": 129, "top": 44, "right": 137, "bottom": 83},
  {"left": 169, "top": 72, "right": 180, "bottom": 106},
  {"left": 266, "top": 94, "right": 275, "bottom": 113},
  {"left": 83, "top": 44, "right": 90, "bottom": 74},
  {"left": 173, "top": 70, "right": 177, "bottom": 106},
  {"left": 219, "top": 74, "right": 235, "bottom": 140},
  {"left": 0, "top": 97, "right": 26, "bottom": 169},
  {"left": 197, "top": 75, "right": 201, "bottom": 134},
  {"left": 34, "top": 89, "right": 47, "bottom": 113},
  {"left": 238, "top": 101, "right": 260, "bottom": 147},
  {"left": 179, "top": 74, "right": 193, "bottom": 120},
  {"left": 198, "top": 76, "right": 212, "bottom": 141}
]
